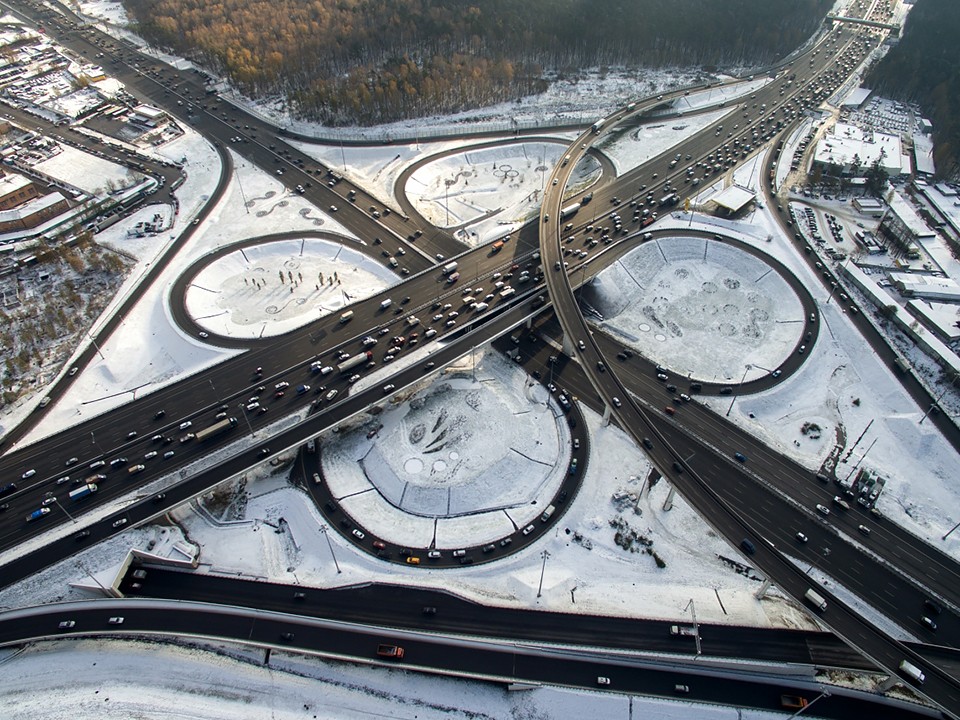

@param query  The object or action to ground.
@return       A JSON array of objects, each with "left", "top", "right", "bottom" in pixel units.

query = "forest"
[
  {"left": 867, "top": 0, "right": 960, "bottom": 179},
  {"left": 122, "top": 0, "right": 832, "bottom": 125}
]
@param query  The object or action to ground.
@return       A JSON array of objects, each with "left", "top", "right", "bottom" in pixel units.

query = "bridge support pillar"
[
  {"left": 662, "top": 485, "right": 676, "bottom": 511},
  {"left": 754, "top": 577, "right": 772, "bottom": 600},
  {"left": 602, "top": 404, "right": 612, "bottom": 426},
  {"left": 561, "top": 334, "right": 574, "bottom": 357},
  {"left": 525, "top": 316, "right": 533, "bottom": 329}
]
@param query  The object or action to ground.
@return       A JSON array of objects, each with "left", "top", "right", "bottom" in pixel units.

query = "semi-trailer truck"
[
  {"left": 68, "top": 483, "right": 98, "bottom": 501},
  {"left": 560, "top": 203, "right": 581, "bottom": 219},
  {"left": 804, "top": 588, "right": 827, "bottom": 612},
  {"left": 337, "top": 351, "right": 373, "bottom": 374},
  {"left": 195, "top": 417, "right": 238, "bottom": 442}
]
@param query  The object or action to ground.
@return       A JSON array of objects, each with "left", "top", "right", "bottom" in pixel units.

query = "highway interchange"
[{"left": 3, "top": 0, "right": 960, "bottom": 716}]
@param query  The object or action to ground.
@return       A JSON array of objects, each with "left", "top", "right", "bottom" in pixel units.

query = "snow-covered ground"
[
  {"left": 15, "top": 131, "right": 368, "bottom": 448},
  {"left": 1, "top": 1, "right": 943, "bottom": 716},
  {"left": 185, "top": 237, "right": 396, "bottom": 339},
  {"left": 0, "top": 639, "right": 789, "bottom": 720},
  {"left": 589, "top": 236, "right": 804, "bottom": 383}
]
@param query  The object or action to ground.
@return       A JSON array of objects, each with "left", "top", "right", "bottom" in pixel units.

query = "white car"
[
  {"left": 597, "top": 676, "right": 611, "bottom": 686},
  {"left": 108, "top": 616, "right": 124, "bottom": 625},
  {"left": 21, "top": 469, "right": 36, "bottom": 479},
  {"left": 58, "top": 620, "right": 76, "bottom": 629}
]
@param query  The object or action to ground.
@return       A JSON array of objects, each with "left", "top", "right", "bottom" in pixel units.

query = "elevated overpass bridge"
[{"left": 827, "top": 15, "right": 900, "bottom": 33}]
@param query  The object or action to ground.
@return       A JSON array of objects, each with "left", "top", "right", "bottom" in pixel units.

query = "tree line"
[
  {"left": 866, "top": 0, "right": 960, "bottom": 179},
  {"left": 123, "top": 0, "right": 832, "bottom": 125}
]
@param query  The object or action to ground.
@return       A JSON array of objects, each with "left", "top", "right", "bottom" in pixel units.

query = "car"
[
  {"left": 180, "top": 433, "right": 196, "bottom": 443},
  {"left": 108, "top": 616, "right": 124, "bottom": 625},
  {"left": 664, "top": 406, "right": 676, "bottom": 415},
  {"left": 110, "top": 457, "right": 127, "bottom": 467},
  {"left": 858, "top": 524, "right": 871, "bottom": 536},
  {"left": 258, "top": 448, "right": 271, "bottom": 458},
  {"left": 522, "top": 524, "right": 536, "bottom": 536},
  {"left": 921, "top": 615, "right": 938, "bottom": 632},
  {"left": 597, "top": 676, "right": 611, "bottom": 686},
  {"left": 163, "top": 451, "right": 175, "bottom": 459},
  {"left": 656, "top": 373, "right": 668, "bottom": 381},
  {"left": 179, "top": 421, "right": 192, "bottom": 431},
  {"left": 58, "top": 621, "right": 76, "bottom": 629},
  {"left": 674, "top": 684, "right": 690, "bottom": 694},
  {"left": 740, "top": 539, "right": 756, "bottom": 555},
  {"left": 406, "top": 556, "right": 420, "bottom": 565},
  {"left": 734, "top": 452, "right": 747, "bottom": 463},
  {"left": 112, "top": 517, "right": 128, "bottom": 528},
  {"left": 422, "top": 606, "right": 437, "bottom": 615},
  {"left": 21, "top": 469, "right": 36, "bottom": 479},
  {"left": 154, "top": 410, "right": 166, "bottom": 420},
  {"left": 65, "top": 457, "right": 79, "bottom": 467},
  {"left": 352, "top": 528, "right": 365, "bottom": 540},
  {"left": 612, "top": 397, "right": 621, "bottom": 407},
  {"left": 795, "top": 532, "right": 808, "bottom": 543},
  {"left": 68, "top": 366, "right": 78, "bottom": 376},
  {"left": 74, "top": 530, "right": 91, "bottom": 541},
  {"left": 41, "top": 497, "right": 57, "bottom": 507},
  {"left": 816, "top": 504, "right": 830, "bottom": 516},
  {"left": 642, "top": 438, "right": 653, "bottom": 450}
]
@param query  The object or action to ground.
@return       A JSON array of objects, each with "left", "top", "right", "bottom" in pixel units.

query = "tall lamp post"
[
  {"left": 725, "top": 364, "right": 751, "bottom": 417},
  {"left": 536, "top": 549, "right": 550, "bottom": 598},
  {"left": 320, "top": 524, "right": 341, "bottom": 574}
]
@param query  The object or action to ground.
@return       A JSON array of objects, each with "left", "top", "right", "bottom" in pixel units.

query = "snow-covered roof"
[
  {"left": 841, "top": 86, "right": 872, "bottom": 108},
  {"left": 0, "top": 191, "right": 64, "bottom": 223},
  {"left": 906, "top": 299, "right": 960, "bottom": 342},
  {"left": 814, "top": 122, "right": 904, "bottom": 175},
  {"left": 890, "top": 272, "right": 960, "bottom": 301},
  {"left": 887, "top": 190, "right": 935, "bottom": 239},
  {"left": 0, "top": 172, "right": 32, "bottom": 196},
  {"left": 711, "top": 184, "right": 755, "bottom": 212},
  {"left": 132, "top": 104, "right": 165, "bottom": 119}
]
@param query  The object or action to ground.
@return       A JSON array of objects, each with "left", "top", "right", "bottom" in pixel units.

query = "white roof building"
[{"left": 813, "top": 122, "right": 906, "bottom": 177}]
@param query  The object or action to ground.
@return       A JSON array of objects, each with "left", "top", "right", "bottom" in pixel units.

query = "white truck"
[
  {"left": 442, "top": 261, "right": 458, "bottom": 275},
  {"left": 670, "top": 625, "right": 697, "bottom": 637},
  {"left": 804, "top": 588, "right": 827, "bottom": 612}
]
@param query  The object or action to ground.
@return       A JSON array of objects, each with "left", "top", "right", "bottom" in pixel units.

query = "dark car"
[
  {"left": 154, "top": 410, "right": 166, "bottom": 420},
  {"left": 740, "top": 539, "right": 756, "bottom": 555}
]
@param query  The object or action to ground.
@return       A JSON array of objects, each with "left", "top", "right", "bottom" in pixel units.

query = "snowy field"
[
  {"left": 405, "top": 140, "right": 601, "bottom": 231},
  {"left": 589, "top": 236, "right": 804, "bottom": 383},
  {"left": 323, "top": 351, "right": 568, "bottom": 535},
  {"left": 185, "top": 237, "right": 396, "bottom": 339}
]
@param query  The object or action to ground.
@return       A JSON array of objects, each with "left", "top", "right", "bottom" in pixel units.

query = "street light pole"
[
  {"left": 725, "top": 364, "right": 751, "bottom": 417},
  {"left": 320, "top": 524, "right": 341, "bottom": 574},
  {"left": 536, "top": 549, "right": 550, "bottom": 598}
]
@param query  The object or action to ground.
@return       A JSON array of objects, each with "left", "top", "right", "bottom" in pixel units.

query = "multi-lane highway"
[
  {"left": 3, "top": 0, "right": 960, "bottom": 715},
  {"left": 540, "top": 4, "right": 960, "bottom": 716}
]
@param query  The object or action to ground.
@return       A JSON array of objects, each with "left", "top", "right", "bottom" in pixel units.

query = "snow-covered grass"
[
  {"left": 588, "top": 236, "right": 803, "bottom": 383},
  {"left": 185, "top": 237, "right": 396, "bottom": 339}
]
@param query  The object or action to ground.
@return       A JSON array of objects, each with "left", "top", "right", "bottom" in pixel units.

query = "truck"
[
  {"left": 376, "top": 644, "right": 405, "bottom": 660},
  {"left": 560, "top": 203, "right": 581, "bottom": 219},
  {"left": 0, "top": 482, "right": 17, "bottom": 499},
  {"left": 804, "top": 588, "right": 827, "bottom": 612},
  {"left": 195, "top": 417, "right": 238, "bottom": 442},
  {"left": 491, "top": 239, "right": 505, "bottom": 253},
  {"left": 499, "top": 287, "right": 516, "bottom": 299},
  {"left": 899, "top": 659, "right": 925, "bottom": 684},
  {"left": 442, "top": 261, "right": 458, "bottom": 275},
  {"left": 68, "top": 483, "right": 98, "bottom": 501},
  {"left": 26, "top": 507, "right": 51, "bottom": 522},
  {"left": 658, "top": 193, "right": 679, "bottom": 207},
  {"left": 893, "top": 357, "right": 910, "bottom": 374},
  {"left": 670, "top": 625, "right": 697, "bottom": 637},
  {"left": 337, "top": 351, "right": 372, "bottom": 374},
  {"left": 591, "top": 119, "right": 605, "bottom": 134},
  {"left": 540, "top": 504, "right": 556, "bottom": 522}
]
